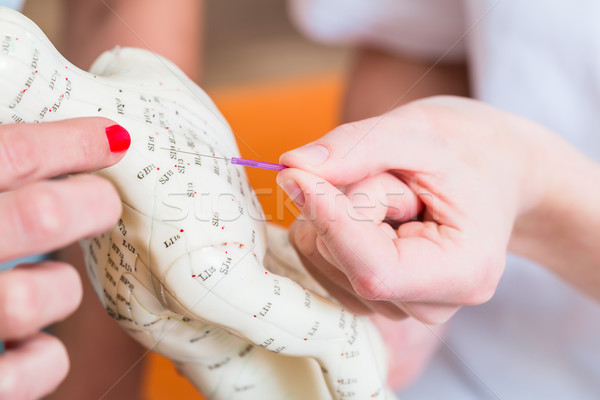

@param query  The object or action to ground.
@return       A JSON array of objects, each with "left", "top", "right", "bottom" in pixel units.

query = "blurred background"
[
  {"left": 20, "top": 0, "right": 352, "bottom": 398},
  {"left": 22, "top": 0, "right": 350, "bottom": 88}
]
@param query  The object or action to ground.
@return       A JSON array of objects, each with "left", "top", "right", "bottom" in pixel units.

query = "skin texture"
[{"left": 0, "top": 118, "right": 127, "bottom": 400}]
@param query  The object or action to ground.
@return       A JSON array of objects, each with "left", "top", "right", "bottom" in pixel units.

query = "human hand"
[
  {"left": 279, "top": 96, "right": 555, "bottom": 324},
  {"left": 0, "top": 118, "right": 129, "bottom": 400}
]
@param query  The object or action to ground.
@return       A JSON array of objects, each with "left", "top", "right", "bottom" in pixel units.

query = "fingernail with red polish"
[
  {"left": 106, "top": 124, "right": 131, "bottom": 153},
  {"left": 278, "top": 180, "right": 305, "bottom": 207}
]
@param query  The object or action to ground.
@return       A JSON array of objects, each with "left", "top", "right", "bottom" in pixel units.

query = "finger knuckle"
[
  {"left": 351, "top": 273, "right": 387, "bottom": 301},
  {"left": 394, "top": 99, "right": 435, "bottom": 121},
  {"left": 0, "top": 128, "right": 39, "bottom": 183},
  {"left": 464, "top": 281, "right": 496, "bottom": 306},
  {"left": 463, "top": 256, "right": 503, "bottom": 305},
  {"left": 315, "top": 221, "right": 331, "bottom": 242},
  {"left": 393, "top": 99, "right": 451, "bottom": 139},
  {"left": 15, "top": 187, "right": 65, "bottom": 239},
  {"left": 335, "top": 121, "right": 367, "bottom": 144}
]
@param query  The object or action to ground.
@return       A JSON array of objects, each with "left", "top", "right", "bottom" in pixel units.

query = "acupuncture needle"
[{"left": 160, "top": 147, "right": 287, "bottom": 171}]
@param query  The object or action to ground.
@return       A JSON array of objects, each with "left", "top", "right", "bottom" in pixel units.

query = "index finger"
[{"left": 0, "top": 117, "right": 130, "bottom": 191}]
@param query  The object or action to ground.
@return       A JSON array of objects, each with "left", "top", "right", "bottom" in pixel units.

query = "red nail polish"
[{"left": 105, "top": 124, "right": 131, "bottom": 153}]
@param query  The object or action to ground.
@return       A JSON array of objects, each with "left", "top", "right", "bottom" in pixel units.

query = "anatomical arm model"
[
  {"left": 51, "top": 1, "right": 203, "bottom": 398},
  {"left": 0, "top": 8, "right": 394, "bottom": 399}
]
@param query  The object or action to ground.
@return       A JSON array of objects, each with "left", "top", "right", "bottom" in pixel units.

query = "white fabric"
[
  {"left": 290, "top": 0, "right": 600, "bottom": 398},
  {"left": 288, "top": 0, "right": 467, "bottom": 62}
]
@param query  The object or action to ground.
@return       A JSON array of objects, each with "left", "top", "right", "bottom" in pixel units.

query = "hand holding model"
[
  {"left": 0, "top": 118, "right": 129, "bottom": 400},
  {"left": 0, "top": 8, "right": 394, "bottom": 399}
]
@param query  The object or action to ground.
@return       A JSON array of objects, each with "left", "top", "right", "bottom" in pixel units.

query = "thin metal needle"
[
  {"left": 159, "top": 147, "right": 286, "bottom": 171},
  {"left": 159, "top": 147, "right": 229, "bottom": 161}
]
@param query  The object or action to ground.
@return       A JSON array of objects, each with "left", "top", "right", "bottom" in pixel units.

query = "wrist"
[{"left": 509, "top": 129, "right": 600, "bottom": 284}]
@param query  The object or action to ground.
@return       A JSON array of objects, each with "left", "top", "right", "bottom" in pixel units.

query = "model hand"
[
  {"left": 0, "top": 118, "right": 129, "bottom": 400},
  {"left": 279, "top": 96, "right": 552, "bottom": 324}
]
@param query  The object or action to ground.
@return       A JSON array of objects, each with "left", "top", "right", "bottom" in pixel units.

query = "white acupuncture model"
[{"left": 0, "top": 8, "right": 396, "bottom": 399}]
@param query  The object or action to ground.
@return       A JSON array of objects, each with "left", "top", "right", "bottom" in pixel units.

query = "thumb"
[{"left": 279, "top": 113, "right": 430, "bottom": 186}]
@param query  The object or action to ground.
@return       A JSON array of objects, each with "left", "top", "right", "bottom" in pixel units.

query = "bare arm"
[
  {"left": 509, "top": 137, "right": 600, "bottom": 300},
  {"left": 342, "top": 47, "right": 469, "bottom": 122},
  {"left": 62, "top": 0, "right": 203, "bottom": 81}
]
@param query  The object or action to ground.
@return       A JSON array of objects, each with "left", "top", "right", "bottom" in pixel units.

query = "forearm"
[
  {"left": 509, "top": 134, "right": 600, "bottom": 300},
  {"left": 62, "top": 0, "right": 203, "bottom": 81},
  {"left": 343, "top": 46, "right": 470, "bottom": 122}
]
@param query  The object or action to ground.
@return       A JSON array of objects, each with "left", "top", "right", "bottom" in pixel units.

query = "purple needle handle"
[{"left": 231, "top": 157, "right": 287, "bottom": 171}]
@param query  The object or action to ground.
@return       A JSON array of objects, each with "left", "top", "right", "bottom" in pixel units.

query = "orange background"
[{"left": 143, "top": 73, "right": 344, "bottom": 399}]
